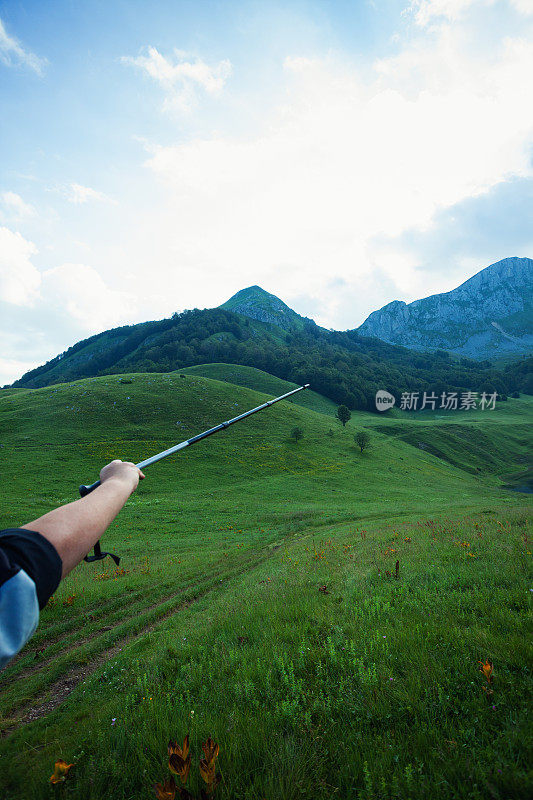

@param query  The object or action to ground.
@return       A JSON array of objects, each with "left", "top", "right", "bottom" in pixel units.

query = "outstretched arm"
[{"left": 21, "top": 460, "right": 145, "bottom": 577}]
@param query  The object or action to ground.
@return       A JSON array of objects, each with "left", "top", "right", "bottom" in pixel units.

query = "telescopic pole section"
[{"left": 80, "top": 383, "right": 310, "bottom": 563}]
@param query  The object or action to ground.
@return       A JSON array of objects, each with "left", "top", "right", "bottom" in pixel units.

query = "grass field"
[
  {"left": 179, "top": 364, "right": 338, "bottom": 415},
  {"left": 0, "top": 371, "right": 531, "bottom": 799}
]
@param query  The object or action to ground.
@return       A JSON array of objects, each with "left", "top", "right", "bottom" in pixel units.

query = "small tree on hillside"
[
  {"left": 291, "top": 426, "right": 304, "bottom": 443},
  {"left": 355, "top": 431, "right": 371, "bottom": 453},
  {"left": 336, "top": 405, "right": 351, "bottom": 427}
]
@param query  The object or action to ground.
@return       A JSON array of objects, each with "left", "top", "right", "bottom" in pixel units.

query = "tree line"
[{"left": 12, "top": 307, "right": 533, "bottom": 411}]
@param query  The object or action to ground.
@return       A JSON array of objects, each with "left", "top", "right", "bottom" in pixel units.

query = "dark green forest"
[{"left": 12, "top": 308, "right": 533, "bottom": 410}]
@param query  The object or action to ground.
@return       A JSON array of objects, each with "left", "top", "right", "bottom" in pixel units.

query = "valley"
[{"left": 0, "top": 370, "right": 530, "bottom": 799}]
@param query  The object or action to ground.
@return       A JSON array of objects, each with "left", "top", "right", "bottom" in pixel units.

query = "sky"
[{"left": 1, "top": 0, "right": 532, "bottom": 386}]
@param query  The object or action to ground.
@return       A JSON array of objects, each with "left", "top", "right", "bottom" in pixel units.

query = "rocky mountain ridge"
[{"left": 357, "top": 257, "right": 532, "bottom": 359}]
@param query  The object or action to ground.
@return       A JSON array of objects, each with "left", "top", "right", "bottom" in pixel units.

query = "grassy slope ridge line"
[
  {"left": 0, "top": 373, "right": 531, "bottom": 800},
  {"left": 180, "top": 363, "right": 337, "bottom": 415}
]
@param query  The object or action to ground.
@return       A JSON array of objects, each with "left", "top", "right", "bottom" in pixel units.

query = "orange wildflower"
[
  {"left": 168, "top": 735, "right": 191, "bottom": 783},
  {"left": 479, "top": 660, "right": 494, "bottom": 683},
  {"left": 154, "top": 776, "right": 176, "bottom": 800},
  {"left": 168, "top": 735, "right": 190, "bottom": 760},
  {"left": 199, "top": 737, "right": 221, "bottom": 794},
  {"left": 50, "top": 760, "right": 74, "bottom": 784}
]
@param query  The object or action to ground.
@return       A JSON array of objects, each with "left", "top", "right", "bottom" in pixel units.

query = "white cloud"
[
  {"left": 408, "top": 0, "right": 533, "bottom": 26},
  {"left": 123, "top": 47, "right": 232, "bottom": 111},
  {"left": 0, "top": 226, "right": 139, "bottom": 382},
  {"left": 509, "top": 0, "right": 533, "bottom": 13},
  {"left": 0, "top": 227, "right": 133, "bottom": 326},
  {"left": 0, "top": 17, "right": 47, "bottom": 75},
  {"left": 64, "top": 183, "right": 112, "bottom": 205},
  {"left": 1, "top": 191, "right": 35, "bottom": 218},
  {"left": 134, "top": 16, "right": 533, "bottom": 326},
  {"left": 0, "top": 227, "right": 41, "bottom": 305},
  {"left": 0, "top": 357, "right": 41, "bottom": 387},
  {"left": 409, "top": 0, "right": 490, "bottom": 25},
  {"left": 41, "top": 263, "right": 137, "bottom": 331}
]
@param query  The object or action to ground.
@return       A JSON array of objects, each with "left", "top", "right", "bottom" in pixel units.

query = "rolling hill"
[
  {"left": 179, "top": 363, "right": 337, "bottom": 414},
  {"left": 0, "top": 372, "right": 531, "bottom": 799}
]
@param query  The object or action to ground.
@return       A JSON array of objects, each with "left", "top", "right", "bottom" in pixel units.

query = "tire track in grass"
[
  {"left": 2, "top": 592, "right": 187, "bottom": 686},
  {"left": 1, "top": 546, "right": 258, "bottom": 686},
  {"left": 1, "top": 549, "right": 270, "bottom": 736},
  {"left": 0, "top": 584, "right": 167, "bottom": 681},
  {"left": 24, "top": 568, "right": 197, "bottom": 643},
  {"left": 0, "top": 574, "right": 214, "bottom": 687},
  {"left": 0, "top": 572, "right": 229, "bottom": 722},
  {"left": 1, "top": 588, "right": 211, "bottom": 734},
  {"left": 10, "top": 595, "right": 198, "bottom": 732}
]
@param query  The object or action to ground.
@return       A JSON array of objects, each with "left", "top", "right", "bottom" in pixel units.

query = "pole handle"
[{"left": 79, "top": 480, "right": 101, "bottom": 497}]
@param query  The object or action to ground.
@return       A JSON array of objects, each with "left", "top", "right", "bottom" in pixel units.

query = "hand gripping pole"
[{"left": 80, "top": 383, "right": 310, "bottom": 563}]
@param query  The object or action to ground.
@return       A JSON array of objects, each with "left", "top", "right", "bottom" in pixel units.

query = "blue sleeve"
[
  {"left": 0, "top": 528, "right": 62, "bottom": 670},
  {"left": 0, "top": 570, "right": 40, "bottom": 670}
]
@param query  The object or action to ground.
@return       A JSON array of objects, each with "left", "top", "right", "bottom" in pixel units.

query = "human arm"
[
  {"left": 20, "top": 460, "right": 144, "bottom": 577},
  {"left": 0, "top": 460, "right": 143, "bottom": 669}
]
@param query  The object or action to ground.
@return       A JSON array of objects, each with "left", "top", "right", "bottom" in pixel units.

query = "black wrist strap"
[{"left": 84, "top": 540, "right": 120, "bottom": 566}]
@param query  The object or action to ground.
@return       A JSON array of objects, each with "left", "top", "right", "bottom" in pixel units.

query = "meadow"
[{"left": 0, "top": 370, "right": 531, "bottom": 799}]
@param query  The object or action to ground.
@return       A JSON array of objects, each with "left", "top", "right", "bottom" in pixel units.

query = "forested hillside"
[{"left": 12, "top": 307, "right": 531, "bottom": 410}]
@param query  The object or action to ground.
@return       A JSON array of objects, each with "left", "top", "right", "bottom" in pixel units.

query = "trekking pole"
[{"left": 80, "top": 383, "right": 310, "bottom": 564}]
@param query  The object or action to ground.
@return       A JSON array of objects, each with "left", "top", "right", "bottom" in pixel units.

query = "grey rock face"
[{"left": 358, "top": 257, "right": 533, "bottom": 359}]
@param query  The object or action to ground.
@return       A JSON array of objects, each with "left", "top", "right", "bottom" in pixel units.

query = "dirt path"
[
  {"left": 1, "top": 589, "right": 204, "bottom": 738},
  {"left": 1, "top": 549, "right": 269, "bottom": 737},
  {"left": 1, "top": 576, "right": 209, "bottom": 686}
]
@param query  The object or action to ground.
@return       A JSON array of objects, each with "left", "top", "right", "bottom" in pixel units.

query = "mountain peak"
[
  {"left": 358, "top": 256, "right": 533, "bottom": 359},
  {"left": 226, "top": 285, "right": 273, "bottom": 301},
  {"left": 220, "top": 285, "right": 305, "bottom": 330}
]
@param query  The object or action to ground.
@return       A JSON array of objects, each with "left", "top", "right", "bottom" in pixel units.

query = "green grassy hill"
[
  {"left": 373, "top": 397, "right": 532, "bottom": 489},
  {"left": 0, "top": 375, "right": 531, "bottom": 799},
  {"left": 180, "top": 363, "right": 337, "bottom": 415}
]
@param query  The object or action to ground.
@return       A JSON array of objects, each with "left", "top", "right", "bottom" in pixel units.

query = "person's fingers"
[
  {"left": 121, "top": 462, "right": 144, "bottom": 477},
  {"left": 100, "top": 460, "right": 142, "bottom": 489}
]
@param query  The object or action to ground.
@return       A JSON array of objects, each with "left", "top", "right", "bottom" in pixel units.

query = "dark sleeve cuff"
[{"left": 0, "top": 529, "right": 62, "bottom": 610}]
